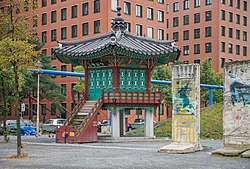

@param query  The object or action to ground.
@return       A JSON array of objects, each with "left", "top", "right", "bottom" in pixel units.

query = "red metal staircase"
[{"left": 56, "top": 96, "right": 103, "bottom": 143}]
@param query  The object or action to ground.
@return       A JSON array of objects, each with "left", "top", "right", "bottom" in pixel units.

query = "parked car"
[
  {"left": 4, "top": 119, "right": 33, "bottom": 133},
  {"left": 42, "top": 119, "right": 66, "bottom": 133},
  {"left": 97, "top": 120, "right": 110, "bottom": 132}
]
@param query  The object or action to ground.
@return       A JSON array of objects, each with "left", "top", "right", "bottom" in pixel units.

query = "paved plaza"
[{"left": 0, "top": 136, "right": 249, "bottom": 169}]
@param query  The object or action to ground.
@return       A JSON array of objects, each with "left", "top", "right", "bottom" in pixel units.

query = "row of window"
[
  {"left": 183, "top": 43, "right": 247, "bottom": 56},
  {"left": 135, "top": 24, "right": 165, "bottom": 40},
  {"left": 172, "top": 0, "right": 212, "bottom": 12},
  {"left": 221, "top": 0, "right": 248, "bottom": 11},
  {"left": 42, "top": 0, "right": 66, "bottom": 7},
  {"left": 221, "top": 10, "right": 247, "bottom": 26},
  {"left": 221, "top": 26, "right": 247, "bottom": 41},
  {"left": 171, "top": 11, "right": 212, "bottom": 27},
  {"left": 41, "top": 20, "right": 100, "bottom": 43},
  {"left": 221, "top": 42, "right": 247, "bottom": 56}
]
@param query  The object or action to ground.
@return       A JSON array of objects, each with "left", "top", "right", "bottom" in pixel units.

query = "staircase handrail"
[
  {"left": 65, "top": 97, "right": 86, "bottom": 126},
  {"left": 76, "top": 92, "right": 104, "bottom": 137}
]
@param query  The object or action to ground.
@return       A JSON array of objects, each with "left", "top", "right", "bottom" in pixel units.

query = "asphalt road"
[{"left": 0, "top": 136, "right": 249, "bottom": 169}]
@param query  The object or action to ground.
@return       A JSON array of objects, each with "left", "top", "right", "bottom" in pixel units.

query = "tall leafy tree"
[{"left": 0, "top": 0, "right": 39, "bottom": 156}]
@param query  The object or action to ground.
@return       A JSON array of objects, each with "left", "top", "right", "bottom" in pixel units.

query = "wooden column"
[
  {"left": 84, "top": 66, "right": 89, "bottom": 100},
  {"left": 113, "top": 66, "right": 119, "bottom": 92},
  {"left": 146, "top": 68, "right": 151, "bottom": 92}
]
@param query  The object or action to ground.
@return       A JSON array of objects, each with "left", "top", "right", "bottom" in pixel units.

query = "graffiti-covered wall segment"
[{"left": 224, "top": 61, "right": 250, "bottom": 145}]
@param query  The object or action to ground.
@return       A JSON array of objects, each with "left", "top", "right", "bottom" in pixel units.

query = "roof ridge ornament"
[{"left": 111, "top": 6, "right": 127, "bottom": 41}]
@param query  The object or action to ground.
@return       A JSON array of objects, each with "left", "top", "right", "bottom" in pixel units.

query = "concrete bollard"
[
  {"left": 212, "top": 61, "right": 250, "bottom": 158},
  {"left": 160, "top": 64, "right": 202, "bottom": 153}
]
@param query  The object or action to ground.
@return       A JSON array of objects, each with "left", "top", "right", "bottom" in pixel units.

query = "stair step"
[{"left": 78, "top": 112, "right": 89, "bottom": 115}]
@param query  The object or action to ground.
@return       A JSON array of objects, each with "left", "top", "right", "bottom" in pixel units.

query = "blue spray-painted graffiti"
[
  {"left": 177, "top": 83, "right": 190, "bottom": 108},
  {"left": 230, "top": 81, "right": 250, "bottom": 106}
]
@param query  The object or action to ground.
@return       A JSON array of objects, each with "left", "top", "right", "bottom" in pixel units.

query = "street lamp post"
[{"left": 36, "top": 62, "right": 42, "bottom": 136}]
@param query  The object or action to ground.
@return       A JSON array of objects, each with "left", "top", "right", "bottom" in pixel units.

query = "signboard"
[{"left": 21, "top": 103, "right": 25, "bottom": 112}]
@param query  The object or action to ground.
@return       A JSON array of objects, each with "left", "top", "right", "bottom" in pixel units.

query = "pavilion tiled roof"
[{"left": 53, "top": 7, "right": 180, "bottom": 65}]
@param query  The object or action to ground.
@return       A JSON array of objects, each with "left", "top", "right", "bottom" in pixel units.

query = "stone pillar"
[
  {"left": 213, "top": 61, "right": 250, "bottom": 158},
  {"left": 119, "top": 109, "right": 126, "bottom": 136},
  {"left": 111, "top": 111, "right": 120, "bottom": 138},
  {"left": 160, "top": 64, "right": 202, "bottom": 153},
  {"left": 144, "top": 109, "right": 154, "bottom": 137}
]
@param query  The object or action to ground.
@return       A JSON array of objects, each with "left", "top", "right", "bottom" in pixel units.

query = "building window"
[
  {"left": 243, "top": 46, "right": 247, "bottom": 56},
  {"left": 243, "top": 1, "right": 247, "bottom": 11},
  {"left": 94, "top": 20, "right": 100, "bottom": 34},
  {"left": 166, "top": 4, "right": 169, "bottom": 13},
  {"left": 183, "top": 46, "right": 189, "bottom": 55},
  {"left": 194, "top": 59, "right": 200, "bottom": 64},
  {"left": 158, "top": 0, "right": 164, "bottom": 4},
  {"left": 42, "top": 31, "right": 47, "bottom": 43},
  {"left": 51, "top": 10, "right": 56, "bottom": 23},
  {"left": 94, "top": 0, "right": 100, "bottom": 13},
  {"left": 236, "top": 45, "right": 240, "bottom": 55},
  {"left": 221, "top": 42, "right": 225, "bottom": 52},
  {"left": 51, "top": 29, "right": 57, "bottom": 41},
  {"left": 42, "top": 0, "right": 47, "bottom": 7},
  {"left": 228, "top": 12, "right": 233, "bottom": 22},
  {"left": 183, "top": 15, "right": 189, "bottom": 25},
  {"left": 206, "top": 0, "right": 212, "bottom": 5},
  {"left": 124, "top": 1, "right": 131, "bottom": 15},
  {"left": 194, "top": 0, "right": 200, "bottom": 8},
  {"left": 236, "top": 14, "right": 240, "bottom": 24},
  {"left": 221, "top": 0, "right": 225, "bottom": 4},
  {"left": 72, "top": 5, "right": 77, "bottom": 18},
  {"left": 228, "top": 0, "right": 233, "bottom": 7},
  {"left": 111, "top": 0, "right": 118, "bottom": 11},
  {"left": 243, "top": 31, "right": 247, "bottom": 41},
  {"left": 42, "top": 13, "right": 47, "bottom": 25},
  {"left": 228, "top": 28, "right": 233, "bottom": 38},
  {"left": 71, "top": 25, "right": 77, "bottom": 38},
  {"left": 236, "top": 29, "right": 240, "bottom": 40},
  {"left": 136, "top": 5, "right": 142, "bottom": 17},
  {"left": 183, "top": 30, "right": 189, "bottom": 40},
  {"left": 221, "top": 26, "right": 225, "bottom": 36},
  {"left": 183, "top": 0, "right": 189, "bottom": 10},
  {"left": 42, "top": 104, "right": 46, "bottom": 115},
  {"left": 221, "top": 58, "right": 225, "bottom": 68},
  {"left": 51, "top": 0, "right": 56, "bottom": 5},
  {"left": 236, "top": 0, "right": 240, "bottom": 9},
  {"left": 158, "top": 29, "right": 164, "bottom": 40},
  {"left": 173, "top": 32, "right": 179, "bottom": 42},
  {"left": 158, "top": 10, "right": 164, "bottom": 22},
  {"left": 173, "top": 17, "right": 179, "bottom": 27},
  {"left": 243, "top": 16, "right": 247, "bottom": 26},
  {"left": 205, "top": 42, "right": 212, "bottom": 53},
  {"left": 51, "top": 103, "right": 56, "bottom": 115},
  {"left": 147, "top": 27, "right": 154, "bottom": 39},
  {"left": 173, "top": 2, "right": 179, "bottom": 12},
  {"left": 82, "top": 2, "right": 88, "bottom": 16},
  {"left": 61, "top": 84, "right": 67, "bottom": 96},
  {"left": 205, "top": 27, "right": 212, "bottom": 37},
  {"left": 228, "top": 43, "right": 233, "bottom": 54},
  {"left": 194, "top": 28, "right": 200, "bottom": 39},
  {"left": 136, "top": 24, "right": 142, "bottom": 36},
  {"left": 147, "top": 7, "right": 154, "bottom": 20},
  {"left": 205, "top": 11, "right": 212, "bottom": 21},
  {"left": 32, "top": 104, "right": 37, "bottom": 115},
  {"left": 82, "top": 22, "right": 88, "bottom": 36},
  {"left": 221, "top": 10, "right": 225, "bottom": 20},
  {"left": 194, "top": 13, "right": 200, "bottom": 23},
  {"left": 61, "top": 65, "right": 67, "bottom": 77},
  {"left": 61, "top": 27, "right": 67, "bottom": 40},
  {"left": 126, "top": 22, "right": 131, "bottom": 32},
  {"left": 61, "top": 8, "right": 67, "bottom": 21},
  {"left": 194, "top": 44, "right": 200, "bottom": 54}
]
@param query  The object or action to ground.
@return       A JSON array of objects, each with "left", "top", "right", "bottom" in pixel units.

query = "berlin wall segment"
[
  {"left": 160, "top": 64, "right": 203, "bottom": 153},
  {"left": 213, "top": 60, "right": 250, "bottom": 158}
]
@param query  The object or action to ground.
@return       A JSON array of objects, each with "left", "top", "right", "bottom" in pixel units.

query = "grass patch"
[
  {"left": 2, "top": 152, "right": 28, "bottom": 160},
  {"left": 126, "top": 102, "right": 223, "bottom": 139}
]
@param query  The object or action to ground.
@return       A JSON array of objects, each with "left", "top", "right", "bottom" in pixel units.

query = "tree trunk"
[
  {"left": 0, "top": 73, "right": 8, "bottom": 142},
  {"left": 13, "top": 64, "right": 21, "bottom": 156}
]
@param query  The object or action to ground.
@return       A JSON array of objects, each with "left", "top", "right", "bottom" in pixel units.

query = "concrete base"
[
  {"left": 212, "top": 145, "right": 250, "bottom": 157},
  {"left": 159, "top": 143, "right": 203, "bottom": 154},
  {"left": 241, "top": 150, "right": 250, "bottom": 158}
]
